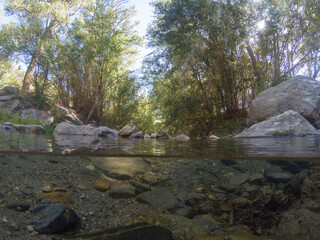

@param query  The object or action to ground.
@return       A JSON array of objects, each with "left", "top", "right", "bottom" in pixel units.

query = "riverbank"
[{"left": 0, "top": 152, "right": 319, "bottom": 239}]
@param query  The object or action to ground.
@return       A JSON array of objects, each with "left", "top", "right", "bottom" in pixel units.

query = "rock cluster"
[
  {"left": 0, "top": 152, "right": 319, "bottom": 239},
  {"left": 238, "top": 76, "right": 320, "bottom": 137}
]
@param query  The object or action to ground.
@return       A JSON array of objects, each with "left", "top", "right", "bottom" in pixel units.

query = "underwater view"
[{"left": 0, "top": 132, "right": 319, "bottom": 240}]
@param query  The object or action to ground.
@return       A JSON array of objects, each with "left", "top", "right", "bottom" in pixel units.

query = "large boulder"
[
  {"left": 236, "top": 110, "right": 316, "bottom": 137},
  {"left": 53, "top": 122, "right": 117, "bottom": 136},
  {"left": 21, "top": 108, "right": 54, "bottom": 125},
  {"left": 247, "top": 76, "right": 320, "bottom": 128},
  {"left": 118, "top": 123, "right": 136, "bottom": 137},
  {"left": 4, "top": 86, "right": 20, "bottom": 95}
]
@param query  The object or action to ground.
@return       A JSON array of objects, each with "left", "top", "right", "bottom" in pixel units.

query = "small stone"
[
  {"left": 86, "top": 165, "right": 95, "bottom": 171},
  {"left": 208, "top": 135, "right": 219, "bottom": 140},
  {"left": 43, "top": 185, "right": 52, "bottom": 193},
  {"left": 9, "top": 222, "right": 20, "bottom": 231},
  {"left": 27, "top": 225, "right": 34, "bottom": 232},
  {"left": 94, "top": 180, "right": 110, "bottom": 192},
  {"left": 174, "top": 134, "right": 190, "bottom": 141},
  {"left": 218, "top": 183, "right": 235, "bottom": 192},
  {"left": 109, "top": 183, "right": 136, "bottom": 199},
  {"left": 230, "top": 173, "right": 250, "bottom": 186},
  {"left": 220, "top": 213, "right": 229, "bottom": 221},
  {"left": 231, "top": 197, "right": 252, "bottom": 208},
  {"left": 249, "top": 173, "right": 264, "bottom": 183},
  {"left": 77, "top": 184, "right": 86, "bottom": 190},
  {"left": 41, "top": 192, "right": 75, "bottom": 207}
]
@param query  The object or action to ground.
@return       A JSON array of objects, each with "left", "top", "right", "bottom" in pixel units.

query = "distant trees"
[
  {"left": 145, "top": 0, "right": 320, "bottom": 135},
  {"left": 0, "top": 0, "right": 94, "bottom": 95},
  {"left": 48, "top": 0, "right": 141, "bottom": 125}
]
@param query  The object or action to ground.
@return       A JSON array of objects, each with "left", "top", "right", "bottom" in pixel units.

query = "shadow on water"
[{"left": 0, "top": 132, "right": 320, "bottom": 161}]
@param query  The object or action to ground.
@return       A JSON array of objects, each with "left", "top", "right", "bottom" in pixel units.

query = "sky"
[{"left": 128, "top": 0, "right": 154, "bottom": 70}]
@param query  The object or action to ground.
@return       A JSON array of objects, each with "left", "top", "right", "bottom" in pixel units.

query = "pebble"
[
  {"left": 43, "top": 185, "right": 52, "bottom": 193},
  {"left": 94, "top": 180, "right": 110, "bottom": 192},
  {"left": 230, "top": 173, "right": 250, "bottom": 186},
  {"left": 218, "top": 183, "right": 235, "bottom": 192}
]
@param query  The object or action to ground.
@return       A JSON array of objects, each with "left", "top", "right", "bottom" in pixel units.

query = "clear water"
[
  {"left": 0, "top": 132, "right": 319, "bottom": 239},
  {"left": 0, "top": 132, "right": 320, "bottom": 160}
]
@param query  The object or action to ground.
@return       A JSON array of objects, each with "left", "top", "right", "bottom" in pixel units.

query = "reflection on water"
[
  {"left": 0, "top": 131, "right": 53, "bottom": 152},
  {"left": 0, "top": 132, "right": 320, "bottom": 160}
]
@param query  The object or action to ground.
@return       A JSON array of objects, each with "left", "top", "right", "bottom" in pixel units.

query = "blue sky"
[{"left": 129, "top": 0, "right": 154, "bottom": 70}]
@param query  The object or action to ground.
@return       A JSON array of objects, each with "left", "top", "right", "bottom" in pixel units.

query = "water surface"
[{"left": 0, "top": 132, "right": 319, "bottom": 160}]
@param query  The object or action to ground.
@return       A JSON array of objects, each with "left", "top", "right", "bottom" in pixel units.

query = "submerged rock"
[
  {"left": 236, "top": 110, "right": 316, "bottom": 137},
  {"left": 137, "top": 187, "right": 180, "bottom": 210},
  {"left": 91, "top": 157, "right": 150, "bottom": 180},
  {"left": 28, "top": 204, "right": 80, "bottom": 234},
  {"left": 247, "top": 75, "right": 320, "bottom": 128},
  {"left": 265, "top": 165, "right": 294, "bottom": 183},
  {"left": 109, "top": 183, "right": 136, "bottom": 199}
]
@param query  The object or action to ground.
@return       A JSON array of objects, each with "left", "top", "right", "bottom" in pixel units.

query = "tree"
[
  {"left": 49, "top": 0, "right": 141, "bottom": 125},
  {"left": 145, "top": 0, "right": 251, "bottom": 135},
  {"left": 0, "top": 0, "right": 93, "bottom": 95}
]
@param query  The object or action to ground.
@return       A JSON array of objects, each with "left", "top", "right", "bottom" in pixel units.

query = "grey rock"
[
  {"left": 175, "top": 207, "right": 194, "bottom": 218},
  {"left": 156, "top": 130, "right": 169, "bottom": 139},
  {"left": 28, "top": 204, "right": 80, "bottom": 234},
  {"left": 20, "top": 108, "right": 54, "bottom": 125},
  {"left": 193, "top": 215, "right": 220, "bottom": 234},
  {"left": 0, "top": 89, "right": 7, "bottom": 96},
  {"left": 277, "top": 208, "right": 320, "bottom": 239},
  {"left": 131, "top": 131, "right": 143, "bottom": 138},
  {"left": 1, "top": 124, "right": 46, "bottom": 135},
  {"left": 118, "top": 123, "right": 136, "bottom": 137},
  {"left": 109, "top": 183, "right": 136, "bottom": 199},
  {"left": 65, "top": 114, "right": 83, "bottom": 125},
  {"left": 4, "top": 86, "right": 20, "bottom": 95},
  {"left": 91, "top": 157, "right": 149, "bottom": 180},
  {"left": 265, "top": 165, "right": 294, "bottom": 183},
  {"left": 1, "top": 99, "right": 21, "bottom": 113},
  {"left": 230, "top": 173, "right": 250, "bottom": 186},
  {"left": 236, "top": 110, "right": 316, "bottom": 137},
  {"left": 137, "top": 187, "right": 180, "bottom": 210},
  {"left": 98, "top": 129, "right": 118, "bottom": 137},
  {"left": 133, "top": 182, "right": 152, "bottom": 194},
  {"left": 174, "top": 134, "right": 190, "bottom": 141},
  {"left": 249, "top": 173, "right": 264, "bottom": 183},
  {"left": 144, "top": 134, "right": 152, "bottom": 138},
  {"left": 0, "top": 95, "right": 14, "bottom": 101},
  {"left": 4, "top": 200, "right": 30, "bottom": 211},
  {"left": 247, "top": 76, "right": 320, "bottom": 128},
  {"left": 54, "top": 122, "right": 117, "bottom": 136}
]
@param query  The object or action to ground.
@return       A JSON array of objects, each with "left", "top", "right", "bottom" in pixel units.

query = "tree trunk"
[
  {"left": 20, "top": 20, "right": 57, "bottom": 96},
  {"left": 246, "top": 41, "right": 263, "bottom": 95},
  {"left": 20, "top": 42, "right": 42, "bottom": 96},
  {"left": 272, "top": 33, "right": 282, "bottom": 86}
]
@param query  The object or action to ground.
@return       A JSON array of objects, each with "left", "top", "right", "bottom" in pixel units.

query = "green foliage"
[
  {"left": 213, "top": 119, "right": 247, "bottom": 137},
  {"left": 144, "top": 0, "right": 320, "bottom": 136},
  {"left": 0, "top": 59, "right": 23, "bottom": 89},
  {"left": 132, "top": 94, "right": 164, "bottom": 134}
]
